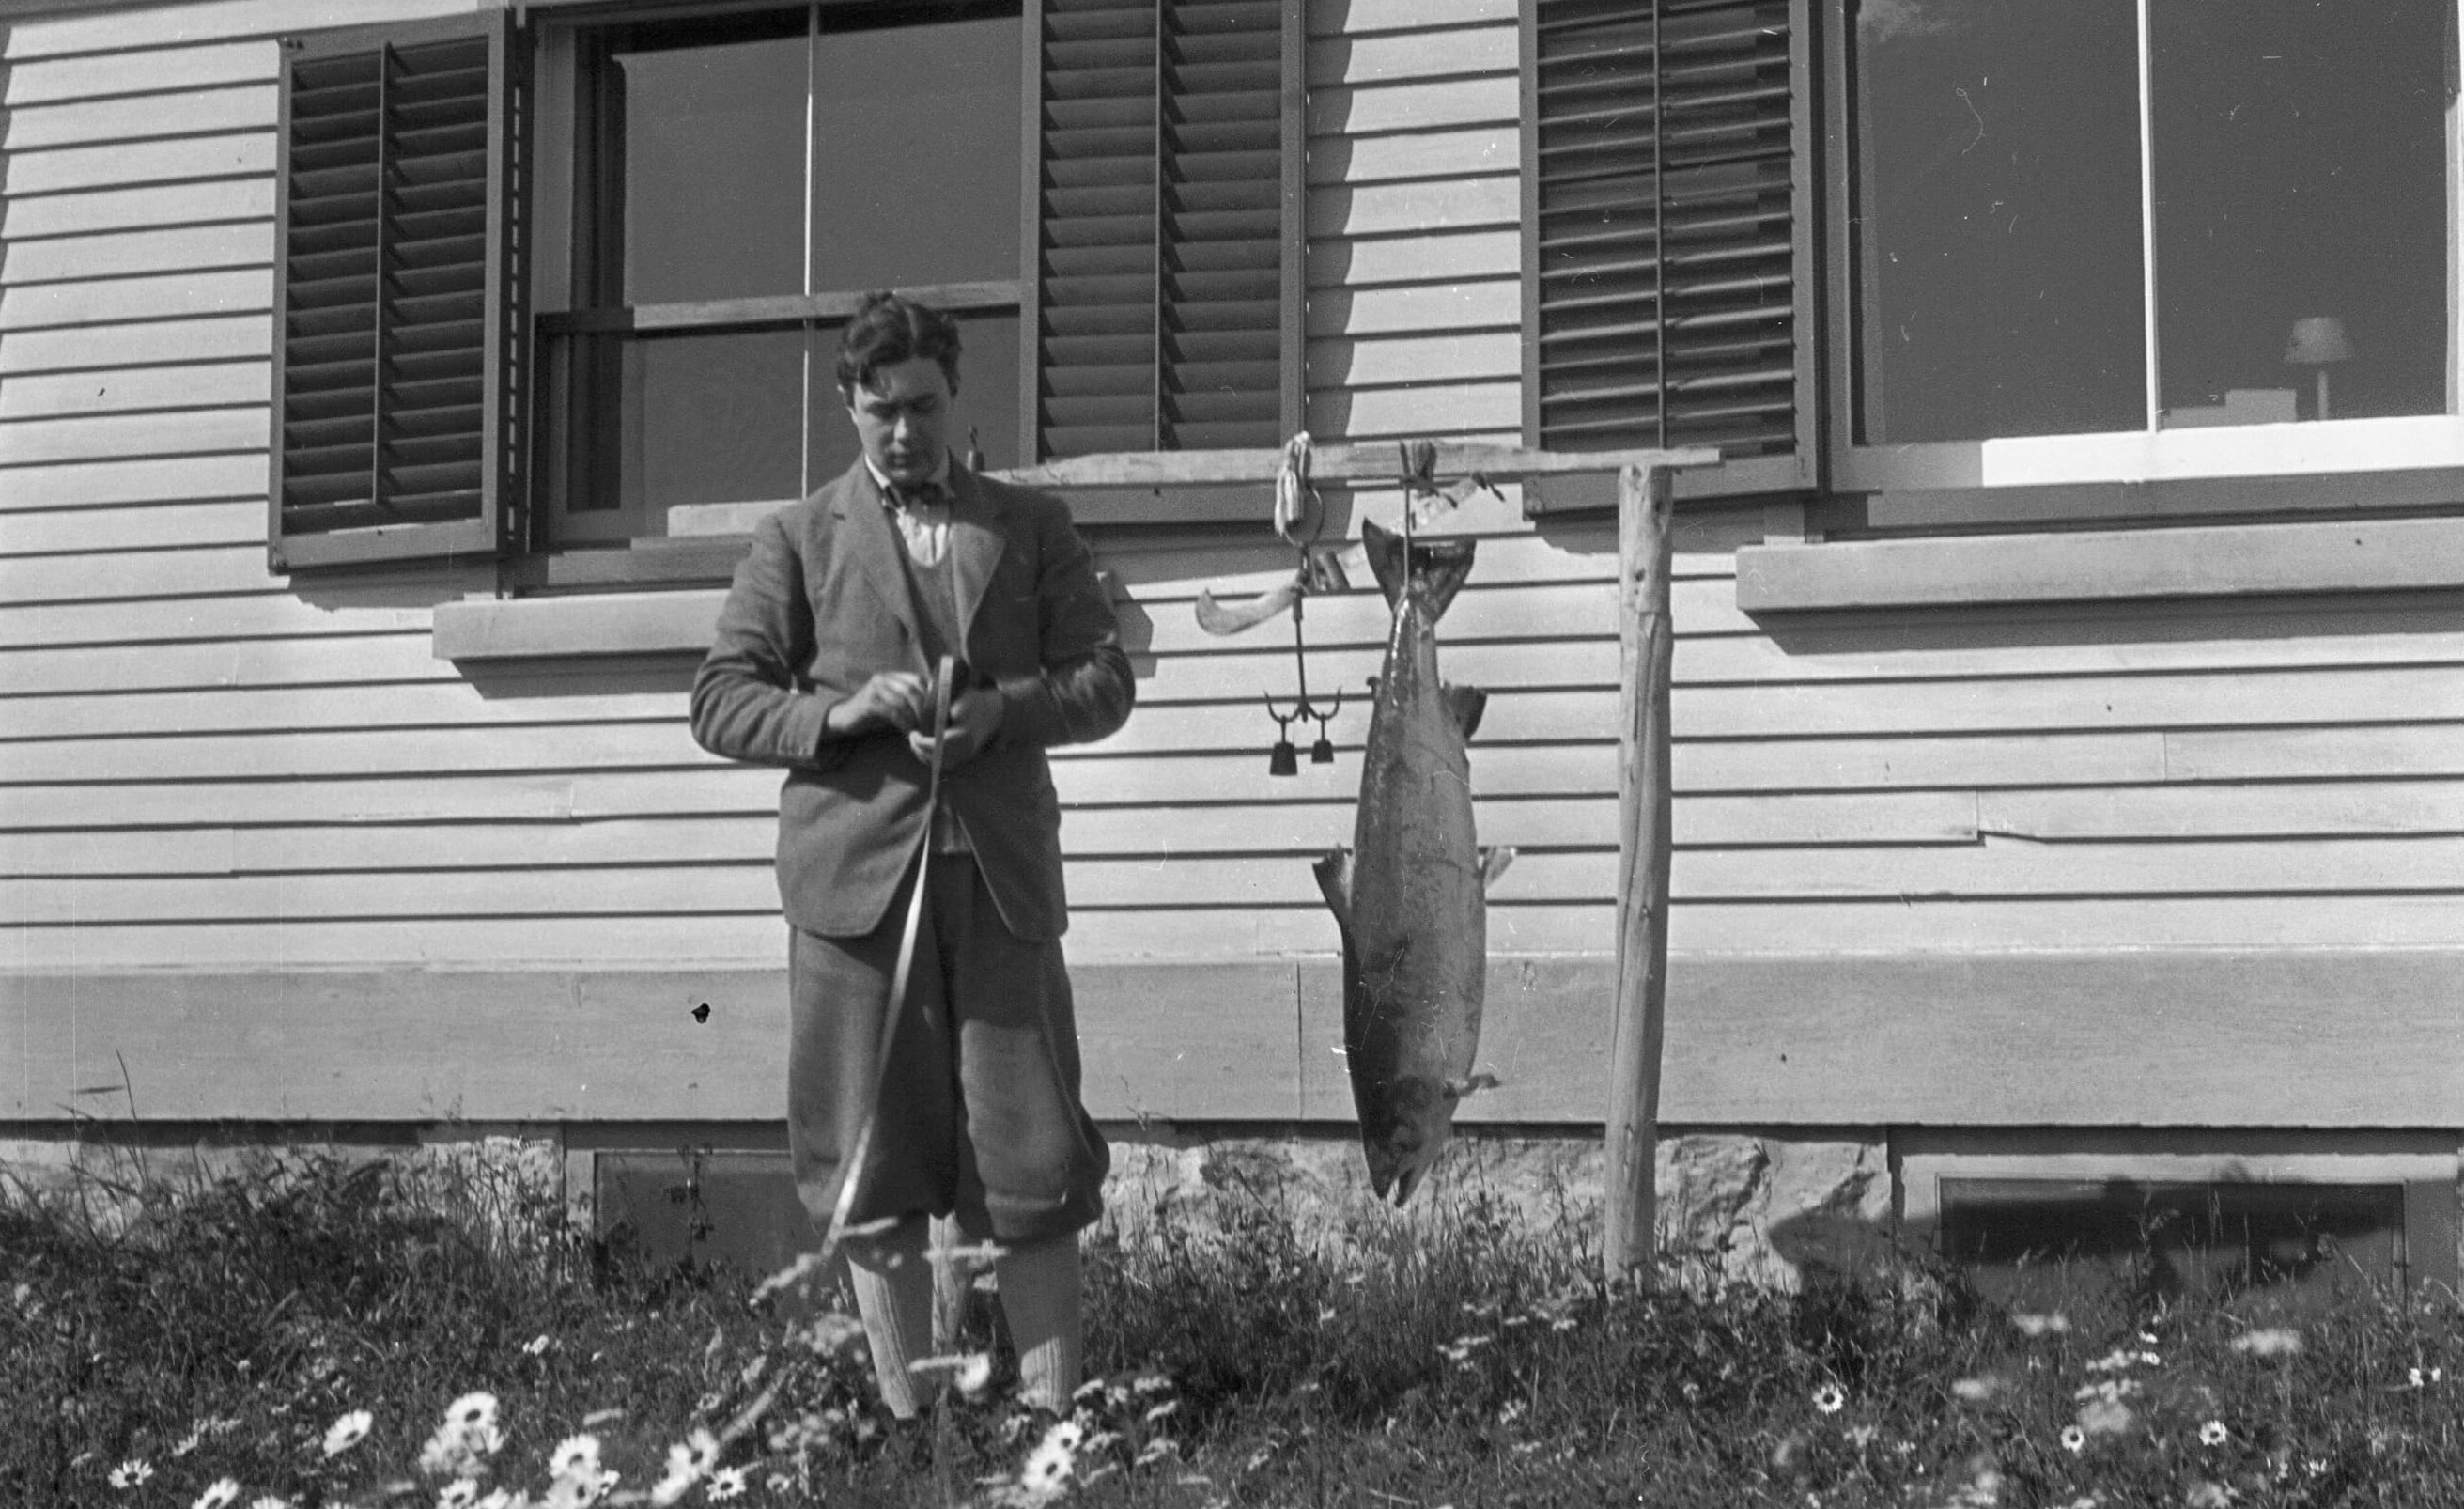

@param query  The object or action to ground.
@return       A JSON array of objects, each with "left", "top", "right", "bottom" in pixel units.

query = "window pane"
[
  {"left": 808, "top": 10, "right": 1021, "bottom": 292},
  {"left": 620, "top": 27, "right": 808, "bottom": 305},
  {"left": 1852, "top": 0, "right": 2146, "bottom": 443},
  {"left": 632, "top": 331, "right": 807, "bottom": 513},
  {"left": 2153, "top": 0, "right": 2450, "bottom": 427},
  {"left": 808, "top": 312, "right": 1022, "bottom": 486}
]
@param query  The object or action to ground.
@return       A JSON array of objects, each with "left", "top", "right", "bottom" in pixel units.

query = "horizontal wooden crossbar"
[{"left": 999, "top": 442, "right": 1721, "bottom": 490}]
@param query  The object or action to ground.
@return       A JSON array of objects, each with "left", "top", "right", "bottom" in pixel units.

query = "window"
[
  {"left": 271, "top": 0, "right": 1303, "bottom": 578},
  {"left": 1835, "top": 0, "right": 2463, "bottom": 492},
  {"left": 537, "top": 4, "right": 1027, "bottom": 552}
]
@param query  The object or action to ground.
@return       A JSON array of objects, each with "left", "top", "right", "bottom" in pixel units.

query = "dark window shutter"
[
  {"left": 1523, "top": 0, "right": 1816, "bottom": 497},
  {"left": 1029, "top": 0, "right": 1300, "bottom": 460},
  {"left": 272, "top": 12, "right": 519, "bottom": 569}
]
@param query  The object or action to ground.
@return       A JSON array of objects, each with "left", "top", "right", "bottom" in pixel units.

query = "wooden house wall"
[{"left": 4, "top": 0, "right": 2463, "bottom": 1134}]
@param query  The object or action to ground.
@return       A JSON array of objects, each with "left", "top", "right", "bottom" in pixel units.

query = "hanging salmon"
[{"left": 1312, "top": 521, "right": 1511, "bottom": 1204}]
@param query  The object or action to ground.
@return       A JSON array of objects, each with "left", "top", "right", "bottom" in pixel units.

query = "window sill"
[
  {"left": 1736, "top": 515, "right": 2464, "bottom": 614},
  {"left": 433, "top": 590, "right": 727, "bottom": 661}
]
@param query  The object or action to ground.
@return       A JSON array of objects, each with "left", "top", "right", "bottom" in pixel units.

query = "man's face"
[{"left": 845, "top": 356, "right": 954, "bottom": 488}]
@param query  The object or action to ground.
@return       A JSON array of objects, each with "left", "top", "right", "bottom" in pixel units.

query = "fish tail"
[{"left": 1361, "top": 521, "right": 1477, "bottom": 621}]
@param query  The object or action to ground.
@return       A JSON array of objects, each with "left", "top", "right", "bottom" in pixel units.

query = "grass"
[{"left": 7, "top": 1143, "right": 2464, "bottom": 1509}]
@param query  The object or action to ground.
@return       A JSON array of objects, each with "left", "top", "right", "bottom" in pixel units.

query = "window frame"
[
  {"left": 521, "top": 0, "right": 1031, "bottom": 568},
  {"left": 1821, "top": 0, "right": 2464, "bottom": 506}
]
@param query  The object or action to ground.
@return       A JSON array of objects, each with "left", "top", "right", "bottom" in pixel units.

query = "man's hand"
[
  {"left": 824, "top": 670, "right": 931, "bottom": 737},
  {"left": 908, "top": 685, "right": 1005, "bottom": 769}
]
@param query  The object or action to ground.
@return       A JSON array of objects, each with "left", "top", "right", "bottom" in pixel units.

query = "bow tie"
[{"left": 882, "top": 479, "right": 950, "bottom": 513}]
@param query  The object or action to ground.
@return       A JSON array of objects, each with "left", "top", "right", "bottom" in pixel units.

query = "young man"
[{"left": 690, "top": 292, "right": 1133, "bottom": 1416}]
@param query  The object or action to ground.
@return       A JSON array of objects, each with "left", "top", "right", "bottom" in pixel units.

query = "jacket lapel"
[
  {"left": 945, "top": 465, "right": 1009, "bottom": 652},
  {"left": 828, "top": 463, "right": 923, "bottom": 661}
]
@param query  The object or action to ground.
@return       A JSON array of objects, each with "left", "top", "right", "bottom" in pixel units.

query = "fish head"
[{"left": 1362, "top": 1075, "right": 1460, "bottom": 1206}]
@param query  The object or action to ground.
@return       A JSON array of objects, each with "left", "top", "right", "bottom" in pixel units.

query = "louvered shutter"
[
  {"left": 1523, "top": 0, "right": 1816, "bottom": 497},
  {"left": 271, "top": 12, "right": 519, "bottom": 569},
  {"left": 1029, "top": 0, "right": 1300, "bottom": 460}
]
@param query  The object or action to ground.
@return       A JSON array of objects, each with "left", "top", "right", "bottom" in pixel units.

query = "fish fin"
[
  {"left": 1444, "top": 1072, "right": 1503, "bottom": 1100},
  {"left": 1479, "top": 846, "right": 1517, "bottom": 894},
  {"left": 1360, "top": 520, "right": 1478, "bottom": 620},
  {"left": 1310, "top": 848, "right": 1355, "bottom": 936},
  {"left": 1444, "top": 684, "right": 1488, "bottom": 740}
]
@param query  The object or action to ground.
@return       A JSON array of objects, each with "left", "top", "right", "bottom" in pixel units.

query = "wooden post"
[{"left": 1604, "top": 464, "right": 1675, "bottom": 1278}]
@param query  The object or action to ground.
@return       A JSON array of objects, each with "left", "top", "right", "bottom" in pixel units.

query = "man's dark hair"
[{"left": 836, "top": 291, "right": 963, "bottom": 397}]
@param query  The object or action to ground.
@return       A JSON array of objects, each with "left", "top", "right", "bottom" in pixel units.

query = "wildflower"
[
  {"left": 2201, "top": 1421, "right": 2230, "bottom": 1447},
  {"left": 2185, "top": 1484, "right": 2231, "bottom": 1509},
  {"left": 1136, "top": 1438, "right": 1180, "bottom": 1467},
  {"left": 649, "top": 1428, "right": 720, "bottom": 1507},
  {"left": 2076, "top": 1396, "right": 2133, "bottom": 1439},
  {"left": 2012, "top": 1312, "right": 2070, "bottom": 1337},
  {"left": 110, "top": 1460, "right": 154, "bottom": 1490},
  {"left": 436, "top": 1482, "right": 481, "bottom": 1509},
  {"left": 446, "top": 1392, "right": 500, "bottom": 1434},
  {"left": 194, "top": 1481, "right": 243, "bottom": 1509},
  {"left": 2060, "top": 1425, "right": 2087, "bottom": 1453},
  {"left": 325, "top": 1409, "right": 375, "bottom": 1457},
  {"left": 581, "top": 1408, "right": 626, "bottom": 1429},
  {"left": 2410, "top": 1366, "right": 2444, "bottom": 1387},
  {"left": 249, "top": 1498, "right": 295, "bottom": 1509},
  {"left": 548, "top": 1434, "right": 602, "bottom": 1482},
  {"left": 1846, "top": 1424, "right": 1877, "bottom": 1449},
  {"left": 1019, "top": 1437, "right": 1075, "bottom": 1497},
  {"left": 2086, "top": 1349, "right": 2138, "bottom": 1374},
  {"left": 2230, "top": 1328, "right": 2303, "bottom": 1359},
  {"left": 1130, "top": 1371, "right": 1173, "bottom": 1395},
  {"left": 1143, "top": 1399, "right": 1180, "bottom": 1423},
  {"left": 1951, "top": 1376, "right": 1999, "bottom": 1403},
  {"left": 764, "top": 1475, "right": 793, "bottom": 1495},
  {"left": 421, "top": 1392, "right": 506, "bottom": 1477},
  {"left": 523, "top": 1334, "right": 552, "bottom": 1357},
  {"left": 1811, "top": 1383, "right": 1846, "bottom": 1415},
  {"left": 706, "top": 1467, "right": 748, "bottom": 1502}
]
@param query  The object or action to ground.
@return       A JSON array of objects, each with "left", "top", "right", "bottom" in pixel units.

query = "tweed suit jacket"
[{"left": 689, "top": 459, "right": 1134, "bottom": 941}]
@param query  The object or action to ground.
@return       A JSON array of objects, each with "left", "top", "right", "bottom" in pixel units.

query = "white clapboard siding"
[
  {"left": 0, "top": 268, "right": 272, "bottom": 331},
  {"left": 0, "top": 224, "right": 273, "bottom": 287},
  {"left": 0, "top": 630, "right": 453, "bottom": 695},
  {"left": 0, "top": 179, "right": 277, "bottom": 241},
  {"left": 1978, "top": 782, "right": 2464, "bottom": 840},
  {"left": 1, "top": 41, "right": 273, "bottom": 107},
  {"left": 2, "top": 132, "right": 274, "bottom": 196},
  {"left": 1309, "top": 127, "right": 1515, "bottom": 187},
  {"left": 0, "top": 501, "right": 263, "bottom": 554},
  {"left": 1, "top": 0, "right": 475, "bottom": 57},
  {"left": 0, "top": 406, "right": 267, "bottom": 466},
  {"left": 1311, "top": 0, "right": 1511, "bottom": 39},
  {"left": 0, "top": 317, "right": 271, "bottom": 378},
  {"left": 0, "top": 453, "right": 269, "bottom": 508},
  {"left": 0, "top": 85, "right": 276, "bottom": 150},
  {"left": 0, "top": 362, "right": 271, "bottom": 421}
]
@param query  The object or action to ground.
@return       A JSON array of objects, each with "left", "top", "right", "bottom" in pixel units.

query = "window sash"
[{"left": 1825, "top": 0, "right": 2464, "bottom": 498}]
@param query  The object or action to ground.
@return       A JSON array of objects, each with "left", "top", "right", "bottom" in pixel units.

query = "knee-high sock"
[
  {"left": 997, "top": 1234, "right": 1083, "bottom": 1412},
  {"left": 847, "top": 1216, "right": 934, "bottom": 1419}
]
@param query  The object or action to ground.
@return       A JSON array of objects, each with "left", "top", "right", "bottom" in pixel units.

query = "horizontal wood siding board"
[
  {"left": 1308, "top": 75, "right": 1516, "bottom": 135},
  {"left": 1305, "top": 23, "right": 1517, "bottom": 86},
  {"left": 1306, "top": 279, "right": 1520, "bottom": 336},
  {"left": 0, "top": 453, "right": 269, "bottom": 508},
  {"left": 0, "top": 268, "right": 272, "bottom": 331},
  {"left": 8, "top": 951, "right": 2460, "bottom": 1126},
  {"left": 0, "top": 178, "right": 275, "bottom": 240},
  {"left": 0, "top": 316, "right": 271, "bottom": 378},
  {"left": 1308, "top": 176, "right": 1518, "bottom": 238},
  {"left": 1, "top": 40, "right": 274, "bottom": 107},
  {"left": 1309, "top": 126, "right": 1516, "bottom": 187},
  {"left": 1, "top": 0, "right": 479, "bottom": 59},
  {"left": 0, "top": 792, "right": 1980, "bottom": 868},
  {"left": 0, "top": 361, "right": 270, "bottom": 420},
  {"left": 19, "top": 895, "right": 2464, "bottom": 970},
  {"left": 1311, "top": 0, "right": 1515, "bottom": 39},
  {"left": 0, "top": 500, "right": 264, "bottom": 554},
  {"left": 1309, "top": 228, "right": 1518, "bottom": 288},
  {"left": 0, "top": 224, "right": 273, "bottom": 287},
  {"left": 2, "top": 132, "right": 274, "bottom": 194},
  {"left": 1, "top": 82, "right": 275, "bottom": 151}
]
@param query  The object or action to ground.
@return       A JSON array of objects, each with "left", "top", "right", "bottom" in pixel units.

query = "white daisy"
[
  {"left": 324, "top": 1409, "right": 375, "bottom": 1458},
  {"left": 192, "top": 1479, "right": 242, "bottom": 1509},
  {"left": 109, "top": 1460, "right": 154, "bottom": 1490},
  {"left": 705, "top": 1467, "right": 748, "bottom": 1502},
  {"left": 435, "top": 1481, "right": 481, "bottom": 1509}
]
